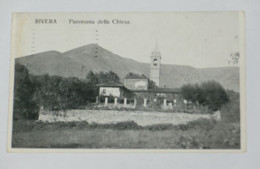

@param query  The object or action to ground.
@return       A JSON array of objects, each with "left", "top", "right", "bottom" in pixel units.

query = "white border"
[
  {"left": 1, "top": 0, "right": 259, "bottom": 169},
  {"left": 7, "top": 11, "right": 247, "bottom": 153}
]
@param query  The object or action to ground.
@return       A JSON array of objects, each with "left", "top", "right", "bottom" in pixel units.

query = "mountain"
[{"left": 15, "top": 44, "right": 239, "bottom": 91}]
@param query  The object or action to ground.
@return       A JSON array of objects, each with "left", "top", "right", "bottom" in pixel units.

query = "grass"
[
  {"left": 12, "top": 118, "right": 240, "bottom": 149},
  {"left": 12, "top": 91, "right": 241, "bottom": 149}
]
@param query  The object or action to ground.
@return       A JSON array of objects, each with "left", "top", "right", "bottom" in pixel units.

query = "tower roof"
[{"left": 152, "top": 39, "right": 161, "bottom": 56}]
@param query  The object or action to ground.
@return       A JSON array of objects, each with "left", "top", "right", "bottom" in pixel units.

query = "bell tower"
[{"left": 150, "top": 41, "right": 161, "bottom": 87}]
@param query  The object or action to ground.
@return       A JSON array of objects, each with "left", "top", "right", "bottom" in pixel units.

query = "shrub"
[
  {"left": 181, "top": 81, "right": 229, "bottom": 111},
  {"left": 113, "top": 121, "right": 140, "bottom": 130},
  {"left": 146, "top": 124, "right": 174, "bottom": 131},
  {"left": 32, "top": 75, "right": 95, "bottom": 111}
]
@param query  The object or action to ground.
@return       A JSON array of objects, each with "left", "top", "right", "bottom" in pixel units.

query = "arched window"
[{"left": 153, "top": 59, "right": 158, "bottom": 66}]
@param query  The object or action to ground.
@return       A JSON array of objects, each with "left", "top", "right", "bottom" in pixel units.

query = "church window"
[
  {"left": 153, "top": 59, "right": 158, "bottom": 66},
  {"left": 102, "top": 89, "right": 106, "bottom": 95}
]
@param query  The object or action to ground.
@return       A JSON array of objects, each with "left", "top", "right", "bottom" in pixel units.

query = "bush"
[
  {"left": 181, "top": 81, "right": 229, "bottom": 111},
  {"left": 32, "top": 75, "right": 95, "bottom": 111},
  {"left": 113, "top": 121, "right": 140, "bottom": 130},
  {"left": 146, "top": 124, "right": 174, "bottom": 131}
]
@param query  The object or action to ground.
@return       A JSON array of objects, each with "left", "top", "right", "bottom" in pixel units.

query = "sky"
[{"left": 13, "top": 12, "right": 244, "bottom": 68}]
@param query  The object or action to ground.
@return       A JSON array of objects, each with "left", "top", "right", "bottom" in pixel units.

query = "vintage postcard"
[{"left": 8, "top": 12, "right": 246, "bottom": 152}]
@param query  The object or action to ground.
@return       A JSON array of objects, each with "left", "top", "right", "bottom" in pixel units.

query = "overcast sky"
[{"left": 14, "top": 12, "right": 244, "bottom": 68}]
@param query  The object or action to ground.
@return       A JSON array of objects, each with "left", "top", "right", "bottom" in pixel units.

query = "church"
[{"left": 98, "top": 42, "right": 180, "bottom": 101}]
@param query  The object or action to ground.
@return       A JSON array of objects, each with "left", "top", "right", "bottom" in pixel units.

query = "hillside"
[{"left": 15, "top": 44, "right": 239, "bottom": 91}]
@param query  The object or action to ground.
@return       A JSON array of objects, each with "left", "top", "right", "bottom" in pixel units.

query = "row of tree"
[
  {"left": 13, "top": 64, "right": 122, "bottom": 120},
  {"left": 14, "top": 64, "right": 157, "bottom": 120},
  {"left": 14, "top": 63, "right": 230, "bottom": 120}
]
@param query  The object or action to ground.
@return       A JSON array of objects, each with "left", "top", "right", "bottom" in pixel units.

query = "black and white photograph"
[{"left": 8, "top": 12, "right": 246, "bottom": 152}]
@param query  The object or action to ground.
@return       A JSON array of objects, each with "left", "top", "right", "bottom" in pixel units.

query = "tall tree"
[{"left": 13, "top": 63, "right": 39, "bottom": 120}]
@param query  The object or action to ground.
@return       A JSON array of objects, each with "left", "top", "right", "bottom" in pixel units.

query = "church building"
[{"left": 97, "top": 41, "right": 180, "bottom": 101}]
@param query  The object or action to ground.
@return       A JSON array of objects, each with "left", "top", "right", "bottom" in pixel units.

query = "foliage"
[
  {"left": 148, "top": 79, "right": 158, "bottom": 89},
  {"left": 181, "top": 81, "right": 229, "bottom": 111},
  {"left": 125, "top": 72, "right": 146, "bottom": 79},
  {"left": 221, "top": 90, "right": 240, "bottom": 122},
  {"left": 32, "top": 74, "right": 95, "bottom": 111},
  {"left": 13, "top": 63, "right": 39, "bottom": 120},
  {"left": 86, "top": 71, "right": 121, "bottom": 96},
  {"left": 13, "top": 65, "right": 124, "bottom": 119},
  {"left": 13, "top": 63, "right": 101, "bottom": 119},
  {"left": 86, "top": 71, "right": 120, "bottom": 84}
]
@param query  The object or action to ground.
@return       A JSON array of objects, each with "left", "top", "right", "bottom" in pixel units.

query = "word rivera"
[{"left": 35, "top": 19, "right": 57, "bottom": 24}]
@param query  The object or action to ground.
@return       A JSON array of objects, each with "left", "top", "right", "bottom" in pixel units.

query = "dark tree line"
[
  {"left": 13, "top": 64, "right": 121, "bottom": 120},
  {"left": 86, "top": 71, "right": 120, "bottom": 85},
  {"left": 181, "top": 81, "right": 229, "bottom": 111},
  {"left": 31, "top": 75, "right": 95, "bottom": 111}
]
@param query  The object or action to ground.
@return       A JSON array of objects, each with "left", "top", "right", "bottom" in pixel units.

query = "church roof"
[
  {"left": 131, "top": 87, "right": 180, "bottom": 93},
  {"left": 125, "top": 74, "right": 148, "bottom": 79},
  {"left": 149, "top": 88, "right": 180, "bottom": 93},
  {"left": 97, "top": 82, "right": 124, "bottom": 87},
  {"left": 151, "top": 40, "right": 161, "bottom": 56}
]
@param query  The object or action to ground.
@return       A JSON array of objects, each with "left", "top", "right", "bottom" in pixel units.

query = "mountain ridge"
[{"left": 15, "top": 44, "right": 239, "bottom": 91}]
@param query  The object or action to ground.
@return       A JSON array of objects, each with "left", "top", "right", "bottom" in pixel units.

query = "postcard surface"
[{"left": 8, "top": 12, "right": 246, "bottom": 152}]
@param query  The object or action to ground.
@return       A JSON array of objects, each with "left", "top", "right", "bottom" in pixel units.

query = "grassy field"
[
  {"left": 12, "top": 91, "right": 240, "bottom": 149},
  {"left": 12, "top": 118, "right": 240, "bottom": 149}
]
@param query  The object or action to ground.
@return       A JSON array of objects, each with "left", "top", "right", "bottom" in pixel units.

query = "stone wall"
[{"left": 38, "top": 109, "right": 221, "bottom": 126}]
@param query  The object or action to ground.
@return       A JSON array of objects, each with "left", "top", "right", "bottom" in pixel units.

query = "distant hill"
[{"left": 16, "top": 44, "right": 239, "bottom": 91}]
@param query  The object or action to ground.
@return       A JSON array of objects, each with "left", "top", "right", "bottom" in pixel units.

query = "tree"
[
  {"left": 200, "top": 81, "right": 229, "bottom": 111},
  {"left": 13, "top": 63, "right": 39, "bottom": 120},
  {"left": 100, "top": 71, "right": 120, "bottom": 84},
  {"left": 86, "top": 71, "right": 121, "bottom": 96},
  {"left": 33, "top": 75, "right": 95, "bottom": 111},
  {"left": 86, "top": 71, "right": 120, "bottom": 84},
  {"left": 148, "top": 79, "right": 158, "bottom": 89},
  {"left": 181, "top": 84, "right": 196, "bottom": 102},
  {"left": 125, "top": 72, "right": 146, "bottom": 79},
  {"left": 181, "top": 81, "right": 229, "bottom": 111}
]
